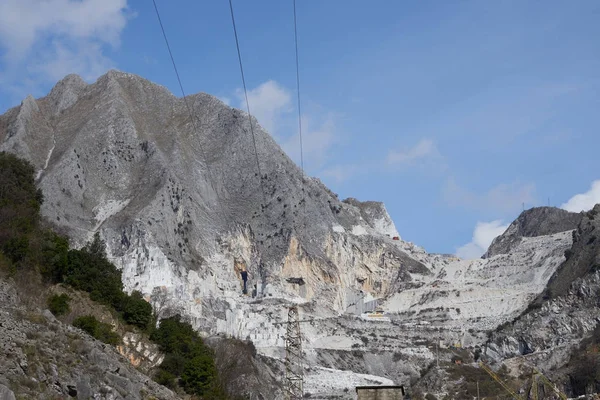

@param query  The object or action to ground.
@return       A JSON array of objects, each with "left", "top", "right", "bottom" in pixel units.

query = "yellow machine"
[
  {"left": 478, "top": 362, "right": 569, "bottom": 400},
  {"left": 479, "top": 362, "right": 524, "bottom": 400},
  {"left": 528, "top": 369, "right": 568, "bottom": 400}
]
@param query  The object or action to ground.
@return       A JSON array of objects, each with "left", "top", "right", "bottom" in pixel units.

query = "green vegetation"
[
  {"left": 151, "top": 315, "right": 225, "bottom": 398},
  {"left": 73, "top": 315, "right": 120, "bottom": 345},
  {"left": 48, "top": 232, "right": 154, "bottom": 330},
  {"left": 47, "top": 293, "right": 70, "bottom": 316},
  {"left": 122, "top": 290, "right": 154, "bottom": 329},
  {"left": 0, "top": 152, "right": 226, "bottom": 397},
  {"left": 0, "top": 152, "right": 43, "bottom": 266},
  {"left": 0, "top": 152, "right": 153, "bottom": 330}
]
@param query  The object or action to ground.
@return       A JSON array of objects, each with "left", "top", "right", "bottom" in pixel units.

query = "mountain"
[
  {"left": 484, "top": 206, "right": 582, "bottom": 258},
  {"left": 2, "top": 70, "right": 599, "bottom": 398},
  {"left": 0, "top": 70, "right": 425, "bottom": 325}
]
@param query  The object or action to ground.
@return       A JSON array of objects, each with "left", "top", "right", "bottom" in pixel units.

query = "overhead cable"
[
  {"left": 227, "top": 0, "right": 267, "bottom": 205},
  {"left": 151, "top": 0, "right": 228, "bottom": 221}
]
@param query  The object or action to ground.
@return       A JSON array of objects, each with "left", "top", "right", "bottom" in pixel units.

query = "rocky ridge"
[{"left": 484, "top": 206, "right": 582, "bottom": 258}]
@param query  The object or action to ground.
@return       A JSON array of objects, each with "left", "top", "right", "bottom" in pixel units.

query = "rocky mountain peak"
[
  {"left": 47, "top": 73, "right": 88, "bottom": 114},
  {"left": 484, "top": 206, "right": 582, "bottom": 258},
  {"left": 342, "top": 197, "right": 400, "bottom": 238}
]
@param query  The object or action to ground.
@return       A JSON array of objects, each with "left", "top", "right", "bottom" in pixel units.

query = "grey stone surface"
[
  {"left": 0, "top": 279, "right": 178, "bottom": 400},
  {"left": 484, "top": 206, "right": 582, "bottom": 258},
  {"left": 543, "top": 204, "right": 600, "bottom": 299},
  {"left": 0, "top": 70, "right": 423, "bottom": 332},
  {"left": 0, "top": 384, "right": 16, "bottom": 400}
]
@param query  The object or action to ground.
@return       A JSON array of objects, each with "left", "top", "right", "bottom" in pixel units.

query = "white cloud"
[
  {"left": 281, "top": 114, "right": 336, "bottom": 169},
  {"left": 443, "top": 179, "right": 536, "bottom": 214},
  {"left": 561, "top": 180, "right": 600, "bottom": 212},
  {"left": 387, "top": 139, "right": 438, "bottom": 165},
  {"left": 456, "top": 220, "right": 509, "bottom": 259},
  {"left": 320, "top": 164, "right": 361, "bottom": 184},
  {"left": 0, "top": 0, "right": 130, "bottom": 96},
  {"left": 29, "top": 40, "right": 113, "bottom": 82},
  {"left": 234, "top": 80, "right": 339, "bottom": 172},
  {"left": 236, "top": 80, "right": 292, "bottom": 134},
  {"left": 217, "top": 96, "right": 231, "bottom": 106},
  {"left": 0, "top": 0, "right": 127, "bottom": 61}
]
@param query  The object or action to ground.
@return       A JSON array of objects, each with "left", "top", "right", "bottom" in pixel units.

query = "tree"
[
  {"left": 65, "top": 247, "right": 125, "bottom": 308},
  {"left": 47, "top": 293, "right": 70, "bottom": 316},
  {"left": 122, "top": 291, "right": 153, "bottom": 329},
  {"left": 0, "top": 152, "right": 42, "bottom": 242},
  {"left": 73, "top": 315, "right": 119, "bottom": 345},
  {"left": 181, "top": 354, "right": 218, "bottom": 396},
  {"left": 151, "top": 315, "right": 223, "bottom": 397},
  {"left": 40, "top": 231, "right": 69, "bottom": 283},
  {"left": 85, "top": 232, "right": 106, "bottom": 258}
]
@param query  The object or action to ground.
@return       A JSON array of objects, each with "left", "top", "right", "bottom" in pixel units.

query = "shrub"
[
  {"left": 154, "top": 369, "right": 177, "bottom": 389},
  {"left": 40, "top": 231, "right": 69, "bottom": 283},
  {"left": 151, "top": 315, "right": 223, "bottom": 397},
  {"left": 48, "top": 293, "right": 70, "bottom": 316},
  {"left": 121, "top": 291, "right": 153, "bottom": 329},
  {"left": 65, "top": 246, "right": 125, "bottom": 308},
  {"left": 0, "top": 152, "right": 43, "bottom": 236},
  {"left": 2, "top": 236, "right": 29, "bottom": 263},
  {"left": 73, "top": 315, "right": 119, "bottom": 345},
  {"left": 181, "top": 354, "right": 218, "bottom": 395}
]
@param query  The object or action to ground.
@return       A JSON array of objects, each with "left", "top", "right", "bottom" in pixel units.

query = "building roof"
[{"left": 355, "top": 385, "right": 405, "bottom": 394}]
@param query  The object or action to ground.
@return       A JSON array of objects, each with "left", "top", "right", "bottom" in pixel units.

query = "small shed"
[{"left": 356, "top": 385, "right": 405, "bottom": 400}]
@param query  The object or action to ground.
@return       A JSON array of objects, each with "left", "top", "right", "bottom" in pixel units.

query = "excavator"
[{"left": 479, "top": 362, "right": 570, "bottom": 400}]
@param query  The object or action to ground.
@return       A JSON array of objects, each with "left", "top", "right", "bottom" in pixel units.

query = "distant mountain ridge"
[{"left": 484, "top": 206, "right": 583, "bottom": 258}]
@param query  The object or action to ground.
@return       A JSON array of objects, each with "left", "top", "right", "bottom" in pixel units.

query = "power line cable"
[
  {"left": 292, "top": 0, "right": 308, "bottom": 230},
  {"left": 293, "top": 0, "right": 305, "bottom": 175},
  {"left": 151, "top": 0, "right": 228, "bottom": 221},
  {"left": 227, "top": 0, "right": 267, "bottom": 206}
]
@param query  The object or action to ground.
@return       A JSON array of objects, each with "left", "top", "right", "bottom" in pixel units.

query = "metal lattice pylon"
[{"left": 284, "top": 306, "right": 304, "bottom": 400}]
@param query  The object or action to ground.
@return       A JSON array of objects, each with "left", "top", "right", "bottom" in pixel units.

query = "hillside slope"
[{"left": 0, "top": 279, "right": 177, "bottom": 400}]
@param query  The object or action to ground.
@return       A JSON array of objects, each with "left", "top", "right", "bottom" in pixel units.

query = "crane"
[
  {"left": 479, "top": 362, "right": 525, "bottom": 400},
  {"left": 529, "top": 369, "right": 568, "bottom": 400}
]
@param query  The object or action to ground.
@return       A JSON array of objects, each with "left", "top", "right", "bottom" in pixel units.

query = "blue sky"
[{"left": 1, "top": 0, "right": 599, "bottom": 257}]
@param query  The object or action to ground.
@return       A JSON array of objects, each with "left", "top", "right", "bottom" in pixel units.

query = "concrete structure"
[
  {"left": 356, "top": 386, "right": 404, "bottom": 400},
  {"left": 345, "top": 289, "right": 379, "bottom": 315}
]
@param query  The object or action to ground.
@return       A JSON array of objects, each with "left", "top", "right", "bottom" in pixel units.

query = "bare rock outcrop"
[{"left": 484, "top": 206, "right": 582, "bottom": 258}]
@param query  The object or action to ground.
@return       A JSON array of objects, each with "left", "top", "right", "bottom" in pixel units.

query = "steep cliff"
[{"left": 0, "top": 71, "right": 425, "bottom": 334}]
